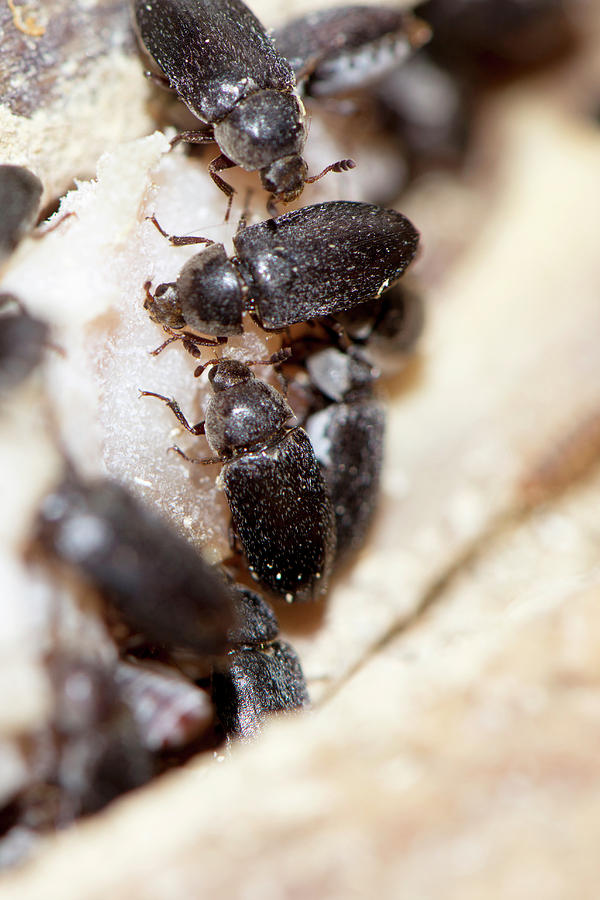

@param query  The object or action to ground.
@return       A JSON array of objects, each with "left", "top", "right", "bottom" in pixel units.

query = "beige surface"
[{"left": 2, "top": 1, "right": 600, "bottom": 897}]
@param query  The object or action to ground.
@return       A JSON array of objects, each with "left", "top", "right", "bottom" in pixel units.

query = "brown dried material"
[
  {"left": 0, "top": 0, "right": 135, "bottom": 118},
  {"left": 0, "top": 0, "right": 151, "bottom": 204}
]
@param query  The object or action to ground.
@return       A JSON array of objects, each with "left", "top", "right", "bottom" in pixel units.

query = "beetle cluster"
[
  {"left": 134, "top": 0, "right": 425, "bottom": 612},
  {"left": 0, "top": 0, "right": 572, "bottom": 863}
]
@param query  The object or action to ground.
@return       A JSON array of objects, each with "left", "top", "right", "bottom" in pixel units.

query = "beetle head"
[
  {"left": 259, "top": 154, "right": 308, "bottom": 202},
  {"left": 176, "top": 244, "right": 244, "bottom": 336},
  {"left": 144, "top": 281, "right": 186, "bottom": 331}
]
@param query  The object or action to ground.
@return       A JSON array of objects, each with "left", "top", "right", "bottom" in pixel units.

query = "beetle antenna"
[
  {"left": 305, "top": 159, "right": 356, "bottom": 184},
  {"left": 194, "top": 347, "right": 291, "bottom": 378},
  {"left": 194, "top": 356, "right": 223, "bottom": 377},
  {"left": 168, "top": 445, "right": 220, "bottom": 465},
  {"left": 243, "top": 347, "right": 292, "bottom": 368}
]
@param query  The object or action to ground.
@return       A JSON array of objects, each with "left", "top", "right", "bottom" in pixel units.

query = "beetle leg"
[
  {"left": 150, "top": 334, "right": 182, "bottom": 356},
  {"left": 144, "top": 70, "right": 174, "bottom": 92},
  {"left": 170, "top": 127, "right": 215, "bottom": 149},
  {"left": 294, "top": 52, "right": 323, "bottom": 86},
  {"left": 146, "top": 214, "right": 214, "bottom": 247},
  {"left": 150, "top": 329, "right": 225, "bottom": 357},
  {"left": 193, "top": 355, "right": 224, "bottom": 378},
  {"left": 32, "top": 211, "right": 76, "bottom": 239},
  {"left": 139, "top": 391, "right": 206, "bottom": 435},
  {"left": 242, "top": 347, "right": 292, "bottom": 368},
  {"left": 319, "top": 316, "right": 351, "bottom": 349},
  {"left": 168, "top": 445, "right": 220, "bottom": 466},
  {"left": 227, "top": 523, "right": 243, "bottom": 554},
  {"left": 208, "top": 154, "right": 237, "bottom": 222},
  {"left": 235, "top": 189, "right": 253, "bottom": 236},
  {"left": 266, "top": 195, "right": 280, "bottom": 219}
]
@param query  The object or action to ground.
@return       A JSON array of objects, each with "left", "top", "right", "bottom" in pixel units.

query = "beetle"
[
  {"left": 144, "top": 200, "right": 419, "bottom": 343},
  {"left": 212, "top": 639, "right": 309, "bottom": 739},
  {"left": 0, "top": 293, "right": 49, "bottom": 389},
  {"left": 227, "top": 582, "right": 280, "bottom": 647},
  {"left": 272, "top": 5, "right": 430, "bottom": 100},
  {"left": 141, "top": 359, "right": 336, "bottom": 602},
  {"left": 213, "top": 582, "right": 309, "bottom": 739},
  {"left": 35, "top": 474, "right": 237, "bottom": 656},
  {"left": 334, "top": 281, "right": 424, "bottom": 374},
  {"left": 47, "top": 655, "right": 155, "bottom": 819},
  {"left": 419, "top": 0, "right": 571, "bottom": 70},
  {"left": 132, "top": 0, "right": 354, "bottom": 216},
  {"left": 0, "top": 165, "right": 43, "bottom": 265},
  {"left": 284, "top": 344, "right": 385, "bottom": 563},
  {"left": 0, "top": 656, "right": 154, "bottom": 850}
]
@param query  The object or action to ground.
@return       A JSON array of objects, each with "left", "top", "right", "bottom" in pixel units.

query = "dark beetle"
[
  {"left": 0, "top": 165, "right": 42, "bottom": 265},
  {"left": 133, "top": 0, "right": 353, "bottom": 213},
  {"left": 334, "top": 282, "right": 424, "bottom": 373},
  {"left": 419, "top": 0, "right": 572, "bottom": 70},
  {"left": 300, "top": 346, "right": 385, "bottom": 562},
  {"left": 212, "top": 640, "right": 309, "bottom": 739},
  {"left": 142, "top": 359, "right": 336, "bottom": 601},
  {"left": 375, "top": 52, "right": 472, "bottom": 174},
  {"left": 48, "top": 656, "right": 154, "bottom": 819},
  {"left": 0, "top": 293, "right": 48, "bottom": 389},
  {"left": 145, "top": 200, "right": 419, "bottom": 339},
  {"left": 227, "top": 582, "right": 279, "bottom": 647},
  {"left": 0, "top": 655, "right": 154, "bottom": 847},
  {"left": 35, "top": 474, "right": 236, "bottom": 655},
  {"left": 273, "top": 5, "right": 429, "bottom": 99},
  {"left": 213, "top": 582, "right": 308, "bottom": 739}
]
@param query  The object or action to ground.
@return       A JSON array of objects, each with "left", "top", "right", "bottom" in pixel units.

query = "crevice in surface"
[{"left": 316, "top": 452, "right": 600, "bottom": 708}]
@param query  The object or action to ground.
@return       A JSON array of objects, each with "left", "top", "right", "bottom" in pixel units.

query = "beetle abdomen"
[
  {"left": 133, "top": 0, "right": 295, "bottom": 123},
  {"left": 235, "top": 201, "right": 420, "bottom": 329},
  {"left": 307, "top": 397, "right": 385, "bottom": 561},
  {"left": 223, "top": 428, "right": 336, "bottom": 601}
]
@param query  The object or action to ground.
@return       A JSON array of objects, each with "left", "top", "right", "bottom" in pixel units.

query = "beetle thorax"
[
  {"left": 177, "top": 244, "right": 244, "bottom": 336},
  {"left": 213, "top": 90, "right": 307, "bottom": 171},
  {"left": 205, "top": 378, "right": 293, "bottom": 457}
]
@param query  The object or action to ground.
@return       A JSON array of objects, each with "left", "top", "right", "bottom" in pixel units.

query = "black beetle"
[
  {"left": 334, "top": 281, "right": 424, "bottom": 374},
  {"left": 213, "top": 582, "right": 309, "bottom": 739},
  {"left": 145, "top": 200, "right": 419, "bottom": 341},
  {"left": 35, "top": 474, "right": 237, "bottom": 656},
  {"left": 0, "top": 293, "right": 48, "bottom": 389},
  {"left": 47, "top": 655, "right": 154, "bottom": 819},
  {"left": 0, "top": 655, "right": 154, "bottom": 846},
  {"left": 212, "top": 639, "right": 309, "bottom": 739},
  {"left": 0, "top": 165, "right": 42, "bottom": 265},
  {"left": 227, "top": 582, "right": 280, "bottom": 647},
  {"left": 419, "top": 0, "right": 572, "bottom": 70},
  {"left": 141, "top": 359, "right": 336, "bottom": 602},
  {"left": 295, "top": 345, "right": 385, "bottom": 562},
  {"left": 272, "top": 5, "right": 430, "bottom": 99},
  {"left": 132, "top": 0, "right": 354, "bottom": 215}
]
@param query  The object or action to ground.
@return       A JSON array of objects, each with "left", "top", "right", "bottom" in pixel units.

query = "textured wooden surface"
[{"left": 2, "top": 0, "right": 600, "bottom": 897}]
